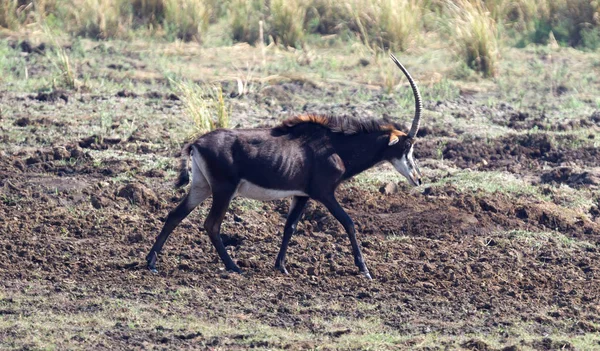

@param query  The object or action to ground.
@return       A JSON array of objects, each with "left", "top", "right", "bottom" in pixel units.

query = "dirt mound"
[
  {"left": 541, "top": 167, "right": 600, "bottom": 188},
  {"left": 116, "top": 182, "right": 160, "bottom": 208},
  {"left": 22, "top": 144, "right": 88, "bottom": 166},
  {"left": 11, "top": 40, "right": 46, "bottom": 54},
  {"left": 31, "top": 90, "right": 69, "bottom": 103},
  {"left": 492, "top": 110, "right": 596, "bottom": 132},
  {"left": 418, "top": 132, "right": 600, "bottom": 171},
  {"left": 1, "top": 178, "right": 598, "bottom": 348}
]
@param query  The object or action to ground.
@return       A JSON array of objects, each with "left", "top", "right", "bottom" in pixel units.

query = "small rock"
[
  {"left": 357, "top": 292, "right": 371, "bottom": 299},
  {"left": 328, "top": 328, "right": 351, "bottom": 337},
  {"left": 307, "top": 266, "right": 318, "bottom": 276},
  {"left": 379, "top": 182, "right": 398, "bottom": 195},
  {"left": 117, "top": 183, "right": 159, "bottom": 208},
  {"left": 26, "top": 155, "right": 41, "bottom": 165},
  {"left": 91, "top": 195, "right": 110, "bottom": 209},
  {"left": 462, "top": 339, "right": 490, "bottom": 350},
  {"left": 14, "top": 117, "right": 31, "bottom": 127},
  {"left": 53, "top": 146, "right": 71, "bottom": 160},
  {"left": 13, "top": 159, "right": 25, "bottom": 171},
  {"left": 423, "top": 263, "right": 436, "bottom": 273},
  {"left": 116, "top": 90, "right": 138, "bottom": 98},
  {"left": 70, "top": 146, "right": 85, "bottom": 159},
  {"left": 79, "top": 135, "right": 100, "bottom": 149}
]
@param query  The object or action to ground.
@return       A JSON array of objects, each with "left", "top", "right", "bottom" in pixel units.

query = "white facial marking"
[
  {"left": 392, "top": 155, "right": 412, "bottom": 180},
  {"left": 391, "top": 150, "right": 420, "bottom": 187},
  {"left": 236, "top": 180, "right": 308, "bottom": 201}
]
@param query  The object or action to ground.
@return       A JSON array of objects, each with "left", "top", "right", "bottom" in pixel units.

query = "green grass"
[
  {"left": 499, "top": 229, "right": 595, "bottom": 251},
  {"left": 2, "top": 287, "right": 598, "bottom": 350}
]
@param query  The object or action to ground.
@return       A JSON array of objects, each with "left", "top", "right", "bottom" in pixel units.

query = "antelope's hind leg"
[
  {"left": 146, "top": 166, "right": 210, "bottom": 273},
  {"left": 204, "top": 186, "right": 241, "bottom": 273},
  {"left": 275, "top": 196, "right": 309, "bottom": 274}
]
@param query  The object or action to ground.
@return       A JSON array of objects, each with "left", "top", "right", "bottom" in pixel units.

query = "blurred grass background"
[{"left": 1, "top": 0, "right": 599, "bottom": 78}]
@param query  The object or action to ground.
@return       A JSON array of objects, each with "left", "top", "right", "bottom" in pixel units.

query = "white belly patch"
[{"left": 235, "top": 179, "right": 307, "bottom": 201}]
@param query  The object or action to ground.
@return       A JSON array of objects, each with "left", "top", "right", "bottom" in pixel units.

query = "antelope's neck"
[{"left": 335, "top": 132, "right": 389, "bottom": 180}]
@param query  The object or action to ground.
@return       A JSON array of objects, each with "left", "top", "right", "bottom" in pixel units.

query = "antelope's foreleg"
[{"left": 319, "top": 195, "right": 371, "bottom": 280}]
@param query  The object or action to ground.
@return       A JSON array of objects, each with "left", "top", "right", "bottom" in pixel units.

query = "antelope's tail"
[{"left": 174, "top": 143, "right": 192, "bottom": 188}]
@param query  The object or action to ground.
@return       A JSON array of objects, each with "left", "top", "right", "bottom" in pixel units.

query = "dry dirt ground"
[{"left": 1, "top": 40, "right": 600, "bottom": 350}]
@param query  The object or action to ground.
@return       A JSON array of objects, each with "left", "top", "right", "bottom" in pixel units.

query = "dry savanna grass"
[
  {"left": 171, "top": 78, "right": 230, "bottom": 139},
  {"left": 0, "top": 0, "right": 598, "bottom": 76},
  {"left": 445, "top": 0, "right": 499, "bottom": 77}
]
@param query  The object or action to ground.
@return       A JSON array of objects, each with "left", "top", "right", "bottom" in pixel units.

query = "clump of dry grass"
[
  {"left": 162, "top": 0, "right": 209, "bottom": 42},
  {"left": 67, "top": 0, "right": 129, "bottom": 39},
  {"left": 50, "top": 44, "right": 77, "bottom": 89},
  {"left": 41, "top": 24, "right": 80, "bottom": 90},
  {"left": 304, "top": 0, "right": 347, "bottom": 35},
  {"left": 2, "top": 0, "right": 599, "bottom": 51},
  {"left": 348, "top": 0, "right": 425, "bottom": 52},
  {"left": 171, "top": 79, "right": 230, "bottom": 138},
  {"left": 53, "top": 0, "right": 210, "bottom": 41},
  {"left": 0, "top": 0, "right": 21, "bottom": 30},
  {"left": 482, "top": 0, "right": 600, "bottom": 48},
  {"left": 445, "top": 0, "right": 498, "bottom": 77},
  {"left": 269, "top": 0, "right": 307, "bottom": 47},
  {"left": 229, "top": 0, "right": 266, "bottom": 44}
]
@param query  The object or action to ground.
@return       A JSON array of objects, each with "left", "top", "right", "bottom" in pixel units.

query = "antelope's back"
[{"left": 193, "top": 128, "right": 313, "bottom": 191}]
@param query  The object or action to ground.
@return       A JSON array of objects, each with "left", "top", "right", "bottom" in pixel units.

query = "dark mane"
[{"left": 274, "top": 114, "right": 405, "bottom": 136}]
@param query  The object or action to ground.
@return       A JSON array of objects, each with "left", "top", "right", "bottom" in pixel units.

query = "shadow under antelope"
[{"left": 146, "top": 54, "right": 423, "bottom": 279}]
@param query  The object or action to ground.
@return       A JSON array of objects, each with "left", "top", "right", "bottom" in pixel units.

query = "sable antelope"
[{"left": 146, "top": 54, "right": 423, "bottom": 279}]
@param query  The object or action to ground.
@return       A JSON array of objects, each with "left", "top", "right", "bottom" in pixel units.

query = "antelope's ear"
[{"left": 388, "top": 135, "right": 400, "bottom": 146}]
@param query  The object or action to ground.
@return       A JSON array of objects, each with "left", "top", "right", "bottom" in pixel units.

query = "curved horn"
[{"left": 390, "top": 53, "right": 422, "bottom": 139}]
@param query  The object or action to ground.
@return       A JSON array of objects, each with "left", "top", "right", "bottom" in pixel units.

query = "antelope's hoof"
[
  {"left": 146, "top": 252, "right": 158, "bottom": 273},
  {"left": 360, "top": 271, "right": 373, "bottom": 280},
  {"left": 227, "top": 266, "right": 243, "bottom": 274},
  {"left": 275, "top": 264, "right": 289, "bottom": 275}
]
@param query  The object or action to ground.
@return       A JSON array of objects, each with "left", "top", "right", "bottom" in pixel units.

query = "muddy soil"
[
  {"left": 2, "top": 113, "right": 599, "bottom": 350},
  {"left": 1, "top": 43, "right": 600, "bottom": 349}
]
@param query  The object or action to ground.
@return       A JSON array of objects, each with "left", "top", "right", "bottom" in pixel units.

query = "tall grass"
[
  {"left": 163, "top": 0, "right": 208, "bottom": 41},
  {"left": 270, "top": 0, "right": 307, "bottom": 47},
  {"left": 483, "top": 0, "right": 600, "bottom": 48},
  {"left": 42, "top": 24, "right": 79, "bottom": 90},
  {"left": 1, "top": 0, "right": 598, "bottom": 71},
  {"left": 171, "top": 79, "right": 230, "bottom": 139},
  {"left": 0, "top": 0, "right": 21, "bottom": 30},
  {"left": 229, "top": 0, "right": 265, "bottom": 44},
  {"left": 445, "top": 0, "right": 499, "bottom": 77},
  {"left": 348, "top": 0, "right": 425, "bottom": 52},
  {"left": 68, "top": 0, "right": 129, "bottom": 39}
]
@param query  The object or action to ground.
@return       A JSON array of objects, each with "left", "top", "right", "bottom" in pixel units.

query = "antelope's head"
[{"left": 385, "top": 54, "right": 423, "bottom": 187}]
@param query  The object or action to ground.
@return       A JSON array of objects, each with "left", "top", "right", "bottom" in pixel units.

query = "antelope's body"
[{"left": 146, "top": 55, "right": 423, "bottom": 279}]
